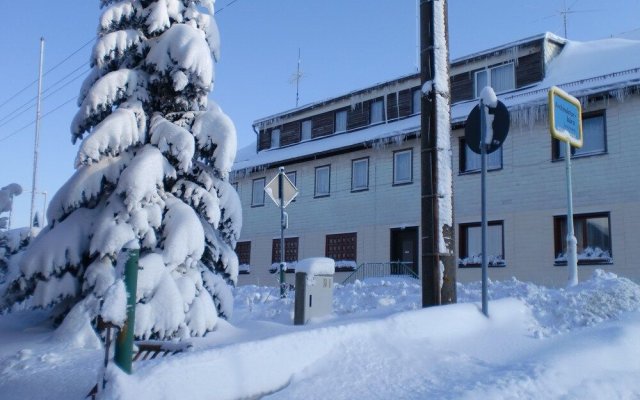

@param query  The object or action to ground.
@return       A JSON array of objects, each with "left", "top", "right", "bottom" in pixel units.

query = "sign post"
[
  {"left": 465, "top": 88, "right": 510, "bottom": 317},
  {"left": 549, "top": 86, "right": 583, "bottom": 286},
  {"left": 265, "top": 167, "right": 299, "bottom": 298}
]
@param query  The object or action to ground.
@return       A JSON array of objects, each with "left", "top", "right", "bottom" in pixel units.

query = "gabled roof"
[{"left": 233, "top": 35, "right": 640, "bottom": 173}]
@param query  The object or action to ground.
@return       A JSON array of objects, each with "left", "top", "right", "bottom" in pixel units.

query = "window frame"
[
  {"left": 325, "top": 232, "right": 358, "bottom": 269},
  {"left": 458, "top": 220, "right": 506, "bottom": 268},
  {"left": 369, "top": 97, "right": 385, "bottom": 125},
  {"left": 393, "top": 149, "right": 413, "bottom": 186},
  {"left": 351, "top": 157, "right": 369, "bottom": 192},
  {"left": 411, "top": 87, "right": 422, "bottom": 115},
  {"left": 474, "top": 62, "right": 515, "bottom": 98},
  {"left": 552, "top": 111, "right": 607, "bottom": 161},
  {"left": 553, "top": 212, "right": 613, "bottom": 265},
  {"left": 335, "top": 109, "right": 348, "bottom": 133},
  {"left": 459, "top": 137, "right": 503, "bottom": 174},
  {"left": 235, "top": 241, "right": 251, "bottom": 266},
  {"left": 301, "top": 119, "right": 312, "bottom": 141},
  {"left": 271, "top": 237, "right": 299, "bottom": 271},
  {"left": 251, "top": 177, "right": 265, "bottom": 207},
  {"left": 270, "top": 128, "right": 280, "bottom": 149},
  {"left": 314, "top": 165, "right": 331, "bottom": 198}
]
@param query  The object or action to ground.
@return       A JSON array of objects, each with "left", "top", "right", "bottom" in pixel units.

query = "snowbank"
[{"left": 1, "top": 270, "right": 639, "bottom": 399}]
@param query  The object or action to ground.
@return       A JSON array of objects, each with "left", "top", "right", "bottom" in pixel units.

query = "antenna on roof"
[
  {"left": 289, "top": 48, "right": 304, "bottom": 107},
  {"left": 531, "top": 0, "right": 600, "bottom": 39},
  {"left": 557, "top": 0, "right": 600, "bottom": 38}
]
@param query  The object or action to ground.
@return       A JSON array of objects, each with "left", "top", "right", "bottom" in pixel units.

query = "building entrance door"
[{"left": 390, "top": 227, "right": 418, "bottom": 276}]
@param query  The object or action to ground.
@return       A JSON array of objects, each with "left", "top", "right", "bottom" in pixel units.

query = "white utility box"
[{"left": 294, "top": 257, "right": 335, "bottom": 325}]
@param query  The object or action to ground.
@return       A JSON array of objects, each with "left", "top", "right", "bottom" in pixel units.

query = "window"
[
  {"left": 459, "top": 221, "right": 505, "bottom": 267},
  {"left": 412, "top": 87, "right": 421, "bottom": 114},
  {"left": 370, "top": 98, "right": 384, "bottom": 124},
  {"left": 335, "top": 109, "right": 347, "bottom": 132},
  {"left": 326, "top": 233, "right": 357, "bottom": 271},
  {"left": 272, "top": 237, "right": 299, "bottom": 264},
  {"left": 475, "top": 63, "right": 515, "bottom": 98},
  {"left": 301, "top": 120, "right": 312, "bottom": 141},
  {"left": 235, "top": 241, "right": 251, "bottom": 265},
  {"left": 459, "top": 138, "right": 502, "bottom": 173},
  {"left": 231, "top": 181, "right": 238, "bottom": 191},
  {"left": 315, "top": 165, "right": 331, "bottom": 197},
  {"left": 553, "top": 112, "right": 606, "bottom": 159},
  {"left": 251, "top": 178, "right": 265, "bottom": 206},
  {"left": 393, "top": 149, "right": 413, "bottom": 185},
  {"left": 351, "top": 158, "right": 369, "bottom": 191},
  {"left": 554, "top": 213, "right": 612, "bottom": 265},
  {"left": 270, "top": 128, "right": 280, "bottom": 148}
]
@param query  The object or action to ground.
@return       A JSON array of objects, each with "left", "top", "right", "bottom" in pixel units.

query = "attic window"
[
  {"left": 271, "top": 128, "right": 280, "bottom": 148},
  {"left": 301, "top": 120, "right": 312, "bottom": 141},
  {"left": 370, "top": 98, "right": 384, "bottom": 124},
  {"left": 475, "top": 63, "right": 515, "bottom": 98}
]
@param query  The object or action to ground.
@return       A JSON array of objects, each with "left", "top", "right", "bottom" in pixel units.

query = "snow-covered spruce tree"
[{"left": 1, "top": 0, "right": 241, "bottom": 339}]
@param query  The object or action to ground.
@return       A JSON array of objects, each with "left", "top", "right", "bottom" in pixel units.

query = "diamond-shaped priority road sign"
[{"left": 265, "top": 172, "right": 299, "bottom": 208}]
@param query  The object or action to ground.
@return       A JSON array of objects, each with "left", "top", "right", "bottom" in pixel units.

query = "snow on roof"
[
  {"left": 233, "top": 36, "right": 640, "bottom": 172},
  {"left": 450, "top": 32, "right": 564, "bottom": 64},
  {"left": 233, "top": 115, "right": 420, "bottom": 172}
]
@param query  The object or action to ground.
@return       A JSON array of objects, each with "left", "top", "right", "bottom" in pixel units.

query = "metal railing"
[{"left": 341, "top": 262, "right": 419, "bottom": 285}]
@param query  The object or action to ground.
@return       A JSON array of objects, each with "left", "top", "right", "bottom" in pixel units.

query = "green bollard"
[{"left": 114, "top": 247, "right": 139, "bottom": 374}]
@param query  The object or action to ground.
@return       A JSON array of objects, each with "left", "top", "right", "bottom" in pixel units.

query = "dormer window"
[
  {"left": 475, "top": 62, "right": 515, "bottom": 98},
  {"left": 335, "top": 109, "right": 347, "bottom": 133},
  {"left": 271, "top": 128, "right": 280, "bottom": 148},
  {"left": 301, "top": 120, "right": 312, "bottom": 141},
  {"left": 412, "top": 87, "right": 421, "bottom": 114},
  {"left": 370, "top": 98, "right": 384, "bottom": 124}
]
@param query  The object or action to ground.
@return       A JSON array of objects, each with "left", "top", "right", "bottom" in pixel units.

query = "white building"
[{"left": 231, "top": 33, "right": 640, "bottom": 287}]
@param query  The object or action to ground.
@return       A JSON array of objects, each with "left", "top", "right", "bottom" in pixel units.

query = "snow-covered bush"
[{"left": 1, "top": 0, "right": 241, "bottom": 340}]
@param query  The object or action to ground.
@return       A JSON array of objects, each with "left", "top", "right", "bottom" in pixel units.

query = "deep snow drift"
[{"left": 0, "top": 270, "right": 639, "bottom": 399}]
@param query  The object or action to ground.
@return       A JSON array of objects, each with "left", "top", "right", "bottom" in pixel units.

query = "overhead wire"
[
  {"left": 0, "top": 36, "right": 95, "bottom": 112},
  {"left": 0, "top": 0, "right": 243, "bottom": 143}
]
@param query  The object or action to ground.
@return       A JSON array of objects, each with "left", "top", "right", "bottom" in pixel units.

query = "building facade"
[{"left": 232, "top": 33, "right": 640, "bottom": 287}]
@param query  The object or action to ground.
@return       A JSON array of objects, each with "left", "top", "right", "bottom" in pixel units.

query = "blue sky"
[{"left": 1, "top": 0, "right": 639, "bottom": 227}]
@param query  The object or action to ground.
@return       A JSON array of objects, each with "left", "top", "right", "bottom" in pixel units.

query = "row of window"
[
  {"left": 236, "top": 211, "right": 612, "bottom": 269},
  {"left": 269, "top": 62, "right": 515, "bottom": 150},
  {"left": 250, "top": 149, "right": 413, "bottom": 206},
  {"left": 460, "top": 111, "right": 606, "bottom": 173},
  {"left": 267, "top": 88, "right": 422, "bottom": 150},
  {"left": 236, "top": 232, "right": 358, "bottom": 267},
  {"left": 459, "top": 212, "right": 612, "bottom": 267}
]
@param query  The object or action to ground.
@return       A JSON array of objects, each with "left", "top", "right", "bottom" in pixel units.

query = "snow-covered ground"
[{"left": 1, "top": 270, "right": 639, "bottom": 399}]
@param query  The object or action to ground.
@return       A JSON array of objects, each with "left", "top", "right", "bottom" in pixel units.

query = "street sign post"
[
  {"left": 265, "top": 167, "right": 299, "bottom": 297},
  {"left": 549, "top": 86, "right": 583, "bottom": 148},
  {"left": 549, "top": 86, "right": 583, "bottom": 287},
  {"left": 464, "top": 89, "right": 510, "bottom": 317}
]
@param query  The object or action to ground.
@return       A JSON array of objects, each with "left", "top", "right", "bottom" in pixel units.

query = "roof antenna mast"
[{"left": 290, "top": 48, "right": 304, "bottom": 107}]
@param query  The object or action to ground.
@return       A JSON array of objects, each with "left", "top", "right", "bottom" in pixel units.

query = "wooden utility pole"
[{"left": 420, "top": 0, "right": 456, "bottom": 307}]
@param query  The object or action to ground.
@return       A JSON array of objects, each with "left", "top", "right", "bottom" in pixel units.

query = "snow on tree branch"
[{"left": 3, "top": 0, "right": 241, "bottom": 341}]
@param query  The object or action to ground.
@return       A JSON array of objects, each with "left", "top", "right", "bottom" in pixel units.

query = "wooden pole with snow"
[{"left": 419, "top": 0, "right": 456, "bottom": 307}]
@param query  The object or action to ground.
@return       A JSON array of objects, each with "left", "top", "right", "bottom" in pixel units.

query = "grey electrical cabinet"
[{"left": 293, "top": 258, "right": 335, "bottom": 325}]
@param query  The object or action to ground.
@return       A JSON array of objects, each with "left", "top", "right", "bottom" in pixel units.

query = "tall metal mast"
[{"left": 30, "top": 37, "right": 45, "bottom": 229}]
